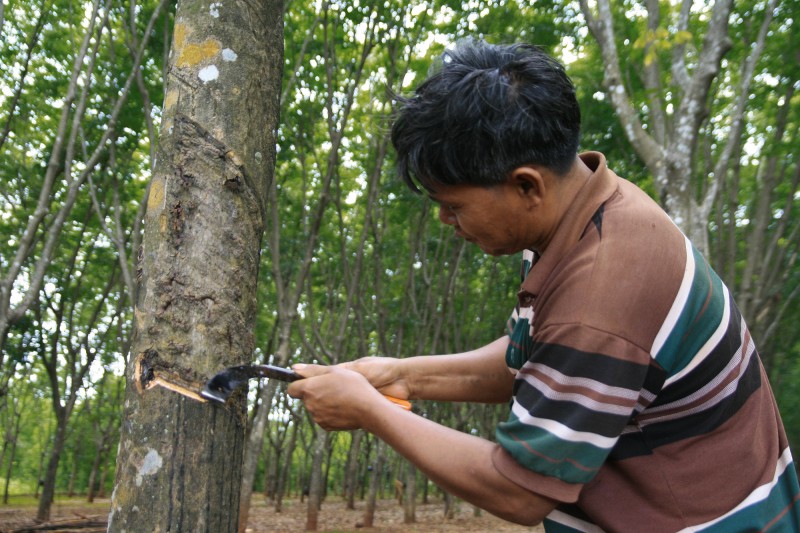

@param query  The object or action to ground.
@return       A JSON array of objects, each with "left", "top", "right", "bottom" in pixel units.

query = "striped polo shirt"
[{"left": 492, "top": 152, "right": 800, "bottom": 532}]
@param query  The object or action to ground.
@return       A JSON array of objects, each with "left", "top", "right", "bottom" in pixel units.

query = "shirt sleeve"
[{"left": 496, "top": 323, "right": 653, "bottom": 495}]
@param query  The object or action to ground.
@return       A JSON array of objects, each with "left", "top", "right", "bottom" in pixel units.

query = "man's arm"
[
  {"left": 288, "top": 365, "right": 557, "bottom": 526},
  {"left": 344, "top": 336, "right": 514, "bottom": 403}
]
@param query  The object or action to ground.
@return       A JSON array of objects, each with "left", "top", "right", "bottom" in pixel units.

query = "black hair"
[{"left": 391, "top": 39, "right": 581, "bottom": 193}]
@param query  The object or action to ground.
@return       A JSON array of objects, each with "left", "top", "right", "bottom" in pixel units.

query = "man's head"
[{"left": 391, "top": 39, "right": 581, "bottom": 193}]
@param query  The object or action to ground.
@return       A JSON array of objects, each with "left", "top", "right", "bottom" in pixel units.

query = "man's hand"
[
  {"left": 287, "top": 364, "right": 392, "bottom": 431},
  {"left": 341, "top": 356, "right": 412, "bottom": 400}
]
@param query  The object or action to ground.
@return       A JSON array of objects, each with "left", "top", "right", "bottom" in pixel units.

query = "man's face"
[{"left": 428, "top": 181, "right": 536, "bottom": 256}]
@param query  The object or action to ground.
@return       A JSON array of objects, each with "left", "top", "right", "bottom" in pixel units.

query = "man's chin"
[{"left": 475, "top": 242, "right": 506, "bottom": 256}]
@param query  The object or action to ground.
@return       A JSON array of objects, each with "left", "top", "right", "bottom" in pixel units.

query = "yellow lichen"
[
  {"left": 163, "top": 90, "right": 178, "bottom": 112},
  {"left": 147, "top": 176, "right": 165, "bottom": 212},
  {"left": 171, "top": 23, "right": 221, "bottom": 68},
  {"left": 177, "top": 39, "right": 221, "bottom": 67}
]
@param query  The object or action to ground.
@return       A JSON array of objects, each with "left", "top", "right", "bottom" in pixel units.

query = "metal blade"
[{"left": 200, "top": 364, "right": 300, "bottom": 403}]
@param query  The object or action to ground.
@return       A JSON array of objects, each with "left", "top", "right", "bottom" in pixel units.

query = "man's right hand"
[{"left": 341, "top": 356, "right": 413, "bottom": 401}]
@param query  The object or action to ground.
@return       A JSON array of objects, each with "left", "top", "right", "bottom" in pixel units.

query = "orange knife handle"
[{"left": 383, "top": 395, "right": 412, "bottom": 410}]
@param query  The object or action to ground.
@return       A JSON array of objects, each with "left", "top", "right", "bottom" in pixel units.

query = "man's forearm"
[
  {"left": 362, "top": 398, "right": 554, "bottom": 526},
  {"left": 400, "top": 336, "right": 514, "bottom": 403}
]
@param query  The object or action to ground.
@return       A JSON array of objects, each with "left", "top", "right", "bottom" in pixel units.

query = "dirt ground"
[{"left": 0, "top": 496, "right": 544, "bottom": 533}]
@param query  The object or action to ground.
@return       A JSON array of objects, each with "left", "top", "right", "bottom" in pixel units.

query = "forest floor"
[{"left": 0, "top": 496, "right": 544, "bottom": 533}]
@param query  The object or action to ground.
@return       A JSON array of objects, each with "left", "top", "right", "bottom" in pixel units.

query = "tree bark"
[
  {"left": 237, "top": 380, "right": 279, "bottom": 533},
  {"left": 362, "top": 438, "right": 386, "bottom": 528},
  {"left": 305, "top": 431, "right": 331, "bottom": 531},
  {"left": 403, "top": 464, "right": 417, "bottom": 524},
  {"left": 344, "top": 430, "right": 363, "bottom": 509},
  {"left": 2, "top": 403, "right": 21, "bottom": 504},
  {"left": 274, "top": 409, "right": 302, "bottom": 513},
  {"left": 108, "top": 0, "right": 283, "bottom": 530}
]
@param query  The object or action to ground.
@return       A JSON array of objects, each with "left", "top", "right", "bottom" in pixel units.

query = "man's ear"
[{"left": 509, "top": 166, "right": 545, "bottom": 207}]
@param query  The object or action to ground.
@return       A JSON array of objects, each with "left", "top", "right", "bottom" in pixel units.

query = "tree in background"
[
  {"left": 573, "top": 0, "right": 798, "bottom": 373},
  {"left": 0, "top": 0, "right": 168, "bottom": 519}
]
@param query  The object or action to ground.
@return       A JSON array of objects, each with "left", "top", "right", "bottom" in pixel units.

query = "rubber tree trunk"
[
  {"left": 2, "top": 408, "right": 20, "bottom": 504},
  {"left": 275, "top": 415, "right": 300, "bottom": 512},
  {"left": 107, "top": 0, "right": 283, "bottom": 529},
  {"left": 306, "top": 431, "right": 331, "bottom": 531},
  {"left": 403, "top": 464, "right": 417, "bottom": 524},
  {"left": 344, "top": 430, "right": 363, "bottom": 510},
  {"left": 237, "top": 380, "right": 278, "bottom": 533},
  {"left": 362, "top": 438, "right": 386, "bottom": 529},
  {"left": 36, "top": 408, "right": 69, "bottom": 521}
]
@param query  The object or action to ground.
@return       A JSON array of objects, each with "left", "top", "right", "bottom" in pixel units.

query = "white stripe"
[
  {"left": 510, "top": 401, "right": 618, "bottom": 449},
  {"left": 632, "top": 389, "right": 658, "bottom": 413},
  {"left": 640, "top": 316, "right": 754, "bottom": 426},
  {"left": 545, "top": 448, "right": 796, "bottom": 533},
  {"left": 520, "top": 363, "right": 638, "bottom": 416},
  {"left": 546, "top": 509, "right": 607, "bottom": 533},
  {"left": 640, "top": 347, "right": 752, "bottom": 425},
  {"left": 651, "top": 236, "right": 694, "bottom": 358},
  {"left": 675, "top": 447, "right": 795, "bottom": 533},
  {"left": 663, "top": 285, "right": 731, "bottom": 387},
  {"left": 524, "top": 363, "right": 642, "bottom": 401}
]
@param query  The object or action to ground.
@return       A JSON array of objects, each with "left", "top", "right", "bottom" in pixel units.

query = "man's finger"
[{"left": 291, "top": 363, "right": 332, "bottom": 378}]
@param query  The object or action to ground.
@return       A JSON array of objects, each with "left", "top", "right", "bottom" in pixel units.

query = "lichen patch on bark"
[{"left": 135, "top": 449, "right": 163, "bottom": 486}]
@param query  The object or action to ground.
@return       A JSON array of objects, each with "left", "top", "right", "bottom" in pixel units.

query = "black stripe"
[
  {"left": 528, "top": 341, "right": 650, "bottom": 390},
  {"left": 610, "top": 354, "right": 762, "bottom": 460},
  {"left": 555, "top": 502, "right": 594, "bottom": 523},
  {"left": 650, "top": 303, "right": 745, "bottom": 408}
]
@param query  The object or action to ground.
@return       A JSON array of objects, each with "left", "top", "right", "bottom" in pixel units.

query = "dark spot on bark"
[
  {"left": 170, "top": 202, "right": 185, "bottom": 246},
  {"left": 138, "top": 349, "right": 160, "bottom": 390},
  {"left": 224, "top": 174, "right": 242, "bottom": 191}
]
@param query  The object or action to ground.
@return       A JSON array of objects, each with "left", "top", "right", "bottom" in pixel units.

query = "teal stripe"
[
  {"left": 542, "top": 518, "right": 587, "bottom": 532},
  {"left": 654, "top": 244, "right": 726, "bottom": 376},
  {"left": 696, "top": 461, "right": 800, "bottom": 531},
  {"left": 506, "top": 317, "right": 531, "bottom": 370},
  {"left": 496, "top": 412, "right": 606, "bottom": 484}
]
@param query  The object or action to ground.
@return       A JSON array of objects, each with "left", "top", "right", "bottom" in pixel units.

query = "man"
[{"left": 288, "top": 40, "right": 800, "bottom": 531}]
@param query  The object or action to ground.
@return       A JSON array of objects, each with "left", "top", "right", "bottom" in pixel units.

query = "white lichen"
[
  {"left": 198, "top": 65, "right": 219, "bottom": 83},
  {"left": 135, "top": 448, "right": 163, "bottom": 487},
  {"left": 222, "top": 48, "right": 237, "bottom": 62},
  {"left": 209, "top": 2, "right": 222, "bottom": 17}
]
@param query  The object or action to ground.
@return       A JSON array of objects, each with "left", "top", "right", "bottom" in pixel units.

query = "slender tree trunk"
[
  {"left": 66, "top": 448, "right": 78, "bottom": 498},
  {"left": 237, "top": 380, "right": 279, "bottom": 533},
  {"left": 443, "top": 491, "right": 455, "bottom": 519},
  {"left": 34, "top": 433, "right": 50, "bottom": 500},
  {"left": 403, "top": 464, "right": 416, "bottom": 524},
  {"left": 345, "top": 430, "right": 363, "bottom": 509},
  {"left": 36, "top": 409, "right": 70, "bottom": 521},
  {"left": 86, "top": 439, "right": 104, "bottom": 503},
  {"left": 274, "top": 414, "right": 300, "bottom": 513},
  {"left": 98, "top": 462, "right": 109, "bottom": 498},
  {"left": 108, "top": 0, "right": 283, "bottom": 529},
  {"left": 306, "top": 431, "right": 330, "bottom": 530},
  {"left": 362, "top": 438, "right": 386, "bottom": 528},
  {"left": 96, "top": 459, "right": 108, "bottom": 498},
  {"left": 2, "top": 409, "right": 20, "bottom": 504}
]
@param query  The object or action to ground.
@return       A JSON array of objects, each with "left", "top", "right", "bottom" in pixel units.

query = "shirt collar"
[{"left": 518, "top": 152, "right": 618, "bottom": 300}]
